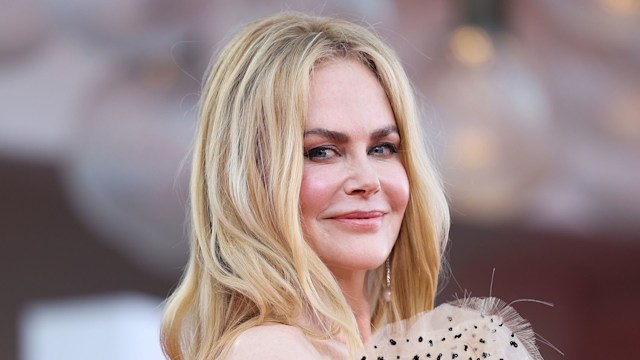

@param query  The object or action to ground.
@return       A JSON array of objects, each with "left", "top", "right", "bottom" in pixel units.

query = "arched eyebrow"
[
  {"left": 370, "top": 125, "right": 399, "bottom": 140},
  {"left": 303, "top": 128, "right": 349, "bottom": 143},
  {"left": 303, "top": 125, "right": 399, "bottom": 142}
]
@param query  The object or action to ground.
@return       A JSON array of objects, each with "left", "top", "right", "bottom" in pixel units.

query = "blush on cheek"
[
  {"left": 300, "top": 167, "right": 341, "bottom": 214},
  {"left": 383, "top": 165, "right": 410, "bottom": 212}
]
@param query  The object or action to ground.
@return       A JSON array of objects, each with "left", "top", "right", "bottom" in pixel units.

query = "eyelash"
[
  {"left": 304, "top": 143, "right": 399, "bottom": 160},
  {"left": 370, "top": 142, "right": 399, "bottom": 156}
]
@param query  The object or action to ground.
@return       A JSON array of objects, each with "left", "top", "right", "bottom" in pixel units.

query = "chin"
[
  {"left": 306, "top": 230, "right": 397, "bottom": 272},
  {"left": 324, "top": 250, "right": 390, "bottom": 272}
]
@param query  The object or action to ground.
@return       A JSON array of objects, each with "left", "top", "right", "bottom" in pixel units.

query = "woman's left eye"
[
  {"left": 304, "top": 146, "right": 339, "bottom": 160},
  {"left": 369, "top": 143, "right": 398, "bottom": 156}
]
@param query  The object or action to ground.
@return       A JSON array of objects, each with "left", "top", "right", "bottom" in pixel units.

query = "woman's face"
[{"left": 300, "top": 59, "right": 410, "bottom": 276}]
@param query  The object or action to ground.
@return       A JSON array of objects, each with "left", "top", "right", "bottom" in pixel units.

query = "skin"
[{"left": 300, "top": 58, "right": 410, "bottom": 342}]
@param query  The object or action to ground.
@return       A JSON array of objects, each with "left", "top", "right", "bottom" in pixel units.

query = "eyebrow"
[
  {"left": 303, "top": 125, "right": 399, "bottom": 142},
  {"left": 370, "top": 125, "right": 399, "bottom": 140}
]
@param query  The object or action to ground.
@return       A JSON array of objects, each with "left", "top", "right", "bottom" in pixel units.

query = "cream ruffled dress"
[{"left": 363, "top": 297, "right": 545, "bottom": 360}]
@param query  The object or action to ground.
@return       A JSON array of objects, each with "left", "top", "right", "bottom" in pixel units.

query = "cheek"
[
  {"left": 299, "top": 166, "right": 340, "bottom": 218},
  {"left": 382, "top": 163, "right": 410, "bottom": 212}
]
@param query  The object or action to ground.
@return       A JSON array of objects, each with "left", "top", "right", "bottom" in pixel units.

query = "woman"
[{"left": 161, "top": 12, "right": 539, "bottom": 360}]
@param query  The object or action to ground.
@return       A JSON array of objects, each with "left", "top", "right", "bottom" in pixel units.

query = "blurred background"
[{"left": 1, "top": 0, "right": 638, "bottom": 358}]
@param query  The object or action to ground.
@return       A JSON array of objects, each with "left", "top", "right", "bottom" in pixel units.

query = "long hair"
[{"left": 161, "top": 12, "right": 450, "bottom": 359}]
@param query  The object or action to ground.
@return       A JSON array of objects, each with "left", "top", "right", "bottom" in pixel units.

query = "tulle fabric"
[{"left": 363, "top": 297, "right": 543, "bottom": 360}]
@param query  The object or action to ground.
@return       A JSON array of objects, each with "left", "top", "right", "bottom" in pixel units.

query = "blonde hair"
[{"left": 161, "top": 12, "right": 450, "bottom": 359}]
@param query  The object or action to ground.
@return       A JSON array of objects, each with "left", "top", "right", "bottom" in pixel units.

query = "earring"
[{"left": 383, "top": 257, "right": 391, "bottom": 302}]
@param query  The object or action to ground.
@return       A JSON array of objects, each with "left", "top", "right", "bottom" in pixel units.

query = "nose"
[{"left": 343, "top": 157, "right": 381, "bottom": 198}]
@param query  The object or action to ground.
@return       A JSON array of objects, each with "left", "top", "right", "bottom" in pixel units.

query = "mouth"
[{"left": 329, "top": 211, "right": 385, "bottom": 229}]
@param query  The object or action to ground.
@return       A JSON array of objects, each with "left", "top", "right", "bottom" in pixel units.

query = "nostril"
[{"left": 345, "top": 180, "right": 381, "bottom": 197}]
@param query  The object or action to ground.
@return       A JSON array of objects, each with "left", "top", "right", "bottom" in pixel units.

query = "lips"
[
  {"left": 329, "top": 211, "right": 385, "bottom": 229},
  {"left": 332, "top": 211, "right": 385, "bottom": 219}
]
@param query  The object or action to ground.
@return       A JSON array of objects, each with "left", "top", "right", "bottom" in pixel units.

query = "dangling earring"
[{"left": 383, "top": 257, "right": 391, "bottom": 302}]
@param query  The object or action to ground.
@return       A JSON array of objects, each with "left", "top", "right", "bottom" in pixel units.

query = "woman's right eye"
[{"left": 304, "top": 146, "right": 338, "bottom": 160}]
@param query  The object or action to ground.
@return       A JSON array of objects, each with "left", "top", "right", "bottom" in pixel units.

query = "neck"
[{"left": 331, "top": 268, "right": 372, "bottom": 343}]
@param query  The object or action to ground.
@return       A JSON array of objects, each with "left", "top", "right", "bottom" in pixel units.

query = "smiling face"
[{"left": 300, "top": 59, "right": 410, "bottom": 277}]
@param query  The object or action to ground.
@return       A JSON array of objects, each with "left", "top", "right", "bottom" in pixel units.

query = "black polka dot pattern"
[{"left": 364, "top": 297, "right": 543, "bottom": 360}]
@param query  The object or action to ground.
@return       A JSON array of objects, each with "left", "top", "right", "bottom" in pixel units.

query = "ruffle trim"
[{"left": 363, "top": 296, "right": 545, "bottom": 360}]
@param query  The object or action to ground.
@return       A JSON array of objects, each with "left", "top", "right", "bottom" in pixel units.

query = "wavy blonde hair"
[{"left": 161, "top": 12, "right": 450, "bottom": 359}]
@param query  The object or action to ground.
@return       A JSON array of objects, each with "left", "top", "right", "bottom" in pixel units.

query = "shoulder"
[{"left": 224, "top": 323, "right": 323, "bottom": 360}]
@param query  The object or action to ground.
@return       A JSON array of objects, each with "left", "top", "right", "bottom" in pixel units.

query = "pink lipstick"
[{"left": 330, "top": 211, "right": 385, "bottom": 229}]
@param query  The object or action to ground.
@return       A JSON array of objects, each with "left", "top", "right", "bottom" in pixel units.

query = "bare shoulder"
[{"left": 224, "top": 323, "right": 323, "bottom": 359}]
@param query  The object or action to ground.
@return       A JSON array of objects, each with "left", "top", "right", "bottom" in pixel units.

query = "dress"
[
  {"left": 226, "top": 296, "right": 547, "bottom": 359},
  {"left": 363, "top": 297, "right": 543, "bottom": 360}
]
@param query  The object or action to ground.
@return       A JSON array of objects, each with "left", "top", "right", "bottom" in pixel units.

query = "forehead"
[{"left": 306, "top": 59, "right": 396, "bottom": 133}]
